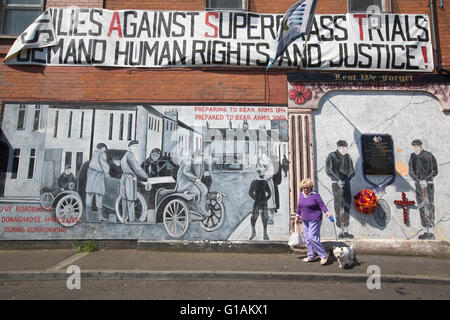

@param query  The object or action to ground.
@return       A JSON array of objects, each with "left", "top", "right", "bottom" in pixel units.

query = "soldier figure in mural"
[
  {"left": 120, "top": 140, "right": 150, "bottom": 222},
  {"left": 326, "top": 140, "right": 355, "bottom": 239},
  {"left": 85, "top": 143, "right": 110, "bottom": 222},
  {"left": 256, "top": 146, "right": 276, "bottom": 225},
  {"left": 248, "top": 168, "right": 272, "bottom": 240},
  {"left": 282, "top": 154, "right": 290, "bottom": 177},
  {"left": 408, "top": 139, "right": 438, "bottom": 240},
  {"left": 57, "top": 165, "right": 76, "bottom": 192},
  {"left": 271, "top": 154, "right": 282, "bottom": 214}
]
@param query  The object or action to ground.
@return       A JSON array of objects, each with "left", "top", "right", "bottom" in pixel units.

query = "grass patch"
[{"left": 76, "top": 240, "right": 99, "bottom": 253}]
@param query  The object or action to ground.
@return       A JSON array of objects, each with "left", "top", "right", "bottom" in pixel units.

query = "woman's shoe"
[
  {"left": 302, "top": 257, "right": 315, "bottom": 263},
  {"left": 320, "top": 258, "right": 328, "bottom": 265}
]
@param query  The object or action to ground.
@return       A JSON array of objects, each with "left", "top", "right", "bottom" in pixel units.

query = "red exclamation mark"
[{"left": 421, "top": 46, "right": 428, "bottom": 69}]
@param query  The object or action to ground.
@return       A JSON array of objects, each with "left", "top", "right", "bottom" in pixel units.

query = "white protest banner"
[{"left": 4, "top": 8, "right": 434, "bottom": 72}]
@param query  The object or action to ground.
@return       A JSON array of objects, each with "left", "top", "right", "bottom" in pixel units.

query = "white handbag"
[{"left": 288, "top": 223, "right": 305, "bottom": 247}]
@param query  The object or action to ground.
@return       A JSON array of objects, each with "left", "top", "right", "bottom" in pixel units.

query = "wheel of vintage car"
[
  {"left": 163, "top": 199, "right": 190, "bottom": 238},
  {"left": 200, "top": 193, "right": 226, "bottom": 232},
  {"left": 115, "top": 193, "right": 148, "bottom": 223},
  {"left": 40, "top": 192, "right": 54, "bottom": 209},
  {"left": 55, "top": 194, "right": 83, "bottom": 227}
]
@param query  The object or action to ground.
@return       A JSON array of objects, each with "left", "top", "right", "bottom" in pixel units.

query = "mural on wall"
[
  {"left": 0, "top": 103, "right": 289, "bottom": 240},
  {"left": 302, "top": 87, "right": 449, "bottom": 241}
]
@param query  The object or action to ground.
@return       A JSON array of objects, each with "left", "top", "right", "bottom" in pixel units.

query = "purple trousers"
[{"left": 303, "top": 220, "right": 328, "bottom": 259}]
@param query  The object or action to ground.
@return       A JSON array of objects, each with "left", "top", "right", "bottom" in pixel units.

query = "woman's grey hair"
[{"left": 300, "top": 178, "right": 314, "bottom": 190}]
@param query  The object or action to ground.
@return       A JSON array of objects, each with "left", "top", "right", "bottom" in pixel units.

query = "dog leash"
[{"left": 330, "top": 215, "right": 339, "bottom": 244}]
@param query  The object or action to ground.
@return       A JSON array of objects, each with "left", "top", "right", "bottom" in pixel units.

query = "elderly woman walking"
[{"left": 294, "top": 178, "right": 333, "bottom": 265}]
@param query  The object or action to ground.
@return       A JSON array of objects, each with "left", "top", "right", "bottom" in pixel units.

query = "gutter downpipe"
[{"left": 430, "top": 0, "right": 450, "bottom": 74}]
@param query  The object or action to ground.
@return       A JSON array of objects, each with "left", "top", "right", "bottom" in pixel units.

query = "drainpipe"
[{"left": 430, "top": 0, "right": 450, "bottom": 74}]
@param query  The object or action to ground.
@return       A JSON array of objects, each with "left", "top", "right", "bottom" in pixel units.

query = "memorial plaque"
[{"left": 361, "top": 134, "right": 395, "bottom": 176}]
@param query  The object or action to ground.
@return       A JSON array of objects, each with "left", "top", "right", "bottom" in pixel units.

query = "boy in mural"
[
  {"left": 248, "top": 168, "right": 272, "bottom": 240},
  {"left": 256, "top": 146, "right": 276, "bottom": 225},
  {"left": 120, "top": 140, "right": 150, "bottom": 223},
  {"left": 326, "top": 140, "right": 355, "bottom": 239},
  {"left": 57, "top": 165, "right": 76, "bottom": 192},
  {"left": 142, "top": 148, "right": 168, "bottom": 177},
  {"left": 408, "top": 139, "right": 438, "bottom": 240},
  {"left": 86, "top": 143, "right": 110, "bottom": 222}
]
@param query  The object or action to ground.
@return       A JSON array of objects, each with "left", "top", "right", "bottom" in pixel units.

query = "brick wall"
[
  {"left": 0, "top": 0, "right": 449, "bottom": 108},
  {"left": 104, "top": 0, "right": 202, "bottom": 11},
  {"left": 46, "top": 0, "right": 103, "bottom": 9},
  {"left": 434, "top": 2, "right": 449, "bottom": 70},
  {"left": 0, "top": 66, "right": 286, "bottom": 104}
]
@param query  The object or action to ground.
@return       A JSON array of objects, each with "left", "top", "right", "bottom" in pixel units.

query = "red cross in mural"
[{"left": 394, "top": 192, "right": 415, "bottom": 224}]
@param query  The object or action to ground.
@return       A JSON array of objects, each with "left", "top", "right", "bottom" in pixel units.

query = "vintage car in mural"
[
  {"left": 40, "top": 149, "right": 226, "bottom": 238},
  {"left": 39, "top": 180, "right": 84, "bottom": 228}
]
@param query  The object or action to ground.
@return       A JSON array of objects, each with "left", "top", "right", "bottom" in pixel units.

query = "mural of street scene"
[{"left": 0, "top": 103, "right": 289, "bottom": 240}]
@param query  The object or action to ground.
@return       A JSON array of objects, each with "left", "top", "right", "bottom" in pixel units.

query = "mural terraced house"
[{"left": 0, "top": 0, "right": 449, "bottom": 243}]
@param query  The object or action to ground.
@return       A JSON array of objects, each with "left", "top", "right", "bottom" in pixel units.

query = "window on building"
[
  {"left": 211, "top": 136, "right": 215, "bottom": 156},
  {"left": 79, "top": 112, "right": 84, "bottom": 138},
  {"left": 33, "top": 105, "right": 40, "bottom": 131},
  {"left": 127, "top": 114, "right": 133, "bottom": 141},
  {"left": 64, "top": 151, "right": 72, "bottom": 168},
  {"left": 27, "top": 148, "right": 35, "bottom": 179},
  {"left": 157, "top": 120, "right": 160, "bottom": 132},
  {"left": 68, "top": 111, "right": 73, "bottom": 138},
  {"left": 17, "top": 104, "right": 26, "bottom": 130},
  {"left": 234, "top": 136, "right": 238, "bottom": 162},
  {"left": 1, "top": 0, "right": 43, "bottom": 36},
  {"left": 54, "top": 110, "right": 59, "bottom": 138},
  {"left": 11, "top": 148, "right": 20, "bottom": 179},
  {"left": 348, "top": 0, "right": 391, "bottom": 12},
  {"left": 109, "top": 113, "right": 114, "bottom": 140},
  {"left": 245, "top": 136, "right": 249, "bottom": 154},
  {"left": 76, "top": 152, "right": 83, "bottom": 175},
  {"left": 206, "top": 0, "right": 247, "bottom": 10},
  {"left": 119, "top": 113, "right": 124, "bottom": 140}
]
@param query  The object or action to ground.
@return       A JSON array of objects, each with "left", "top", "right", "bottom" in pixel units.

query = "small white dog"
[{"left": 333, "top": 244, "right": 355, "bottom": 269}]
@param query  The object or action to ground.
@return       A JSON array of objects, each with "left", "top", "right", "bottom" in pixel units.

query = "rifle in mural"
[{"left": 419, "top": 185, "right": 433, "bottom": 239}]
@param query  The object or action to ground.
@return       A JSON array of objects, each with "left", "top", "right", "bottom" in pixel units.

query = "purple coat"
[{"left": 296, "top": 192, "right": 329, "bottom": 221}]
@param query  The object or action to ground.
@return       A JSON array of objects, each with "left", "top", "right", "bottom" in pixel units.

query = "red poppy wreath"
[{"left": 354, "top": 189, "right": 379, "bottom": 214}]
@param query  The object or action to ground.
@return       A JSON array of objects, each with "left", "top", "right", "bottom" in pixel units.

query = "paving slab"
[
  {"left": 0, "top": 249, "right": 77, "bottom": 271},
  {"left": 74, "top": 249, "right": 450, "bottom": 278}
]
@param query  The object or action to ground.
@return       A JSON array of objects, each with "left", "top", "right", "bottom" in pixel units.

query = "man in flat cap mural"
[
  {"left": 175, "top": 150, "right": 210, "bottom": 217},
  {"left": 326, "top": 140, "right": 355, "bottom": 239},
  {"left": 408, "top": 139, "right": 438, "bottom": 240},
  {"left": 120, "top": 140, "right": 150, "bottom": 222},
  {"left": 86, "top": 143, "right": 110, "bottom": 222}
]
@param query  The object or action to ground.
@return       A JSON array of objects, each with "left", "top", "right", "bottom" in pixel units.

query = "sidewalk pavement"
[{"left": 0, "top": 244, "right": 449, "bottom": 286}]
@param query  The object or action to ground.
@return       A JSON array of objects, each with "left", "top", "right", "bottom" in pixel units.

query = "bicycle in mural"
[{"left": 39, "top": 149, "right": 226, "bottom": 239}]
